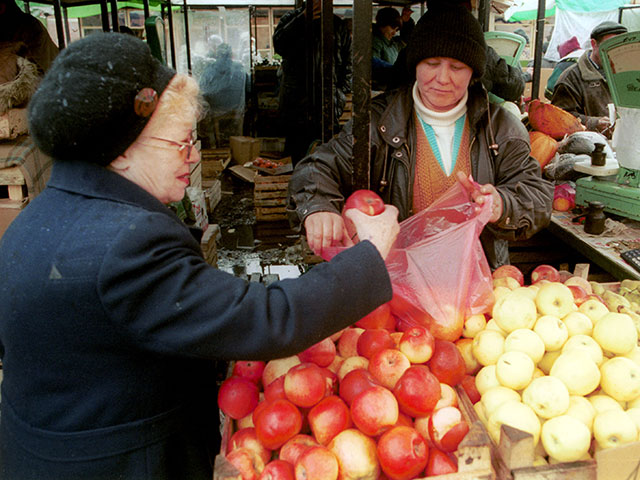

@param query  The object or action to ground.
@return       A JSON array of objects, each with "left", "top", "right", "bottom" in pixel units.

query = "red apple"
[
  {"left": 398, "top": 325, "right": 435, "bottom": 364},
  {"left": 460, "top": 374, "right": 481, "bottom": 404},
  {"left": 428, "top": 406, "right": 469, "bottom": 452},
  {"left": 259, "top": 459, "right": 295, "bottom": 480},
  {"left": 566, "top": 284, "right": 589, "bottom": 305},
  {"left": 328, "top": 429, "right": 380, "bottom": 480},
  {"left": 218, "top": 376, "right": 260, "bottom": 420},
  {"left": 307, "top": 395, "right": 352, "bottom": 445},
  {"left": 262, "top": 356, "right": 301, "bottom": 388},
  {"left": 337, "top": 327, "right": 365, "bottom": 358},
  {"left": 377, "top": 426, "right": 428, "bottom": 480},
  {"left": 357, "top": 328, "right": 396, "bottom": 359},
  {"left": 337, "top": 356, "right": 369, "bottom": 381},
  {"left": 427, "top": 339, "right": 466, "bottom": 386},
  {"left": 319, "top": 366, "right": 339, "bottom": 396},
  {"left": 435, "top": 383, "right": 458, "bottom": 410},
  {"left": 297, "top": 337, "right": 336, "bottom": 368},
  {"left": 254, "top": 398, "right": 303, "bottom": 450},
  {"left": 492, "top": 265, "right": 525, "bottom": 287},
  {"left": 228, "top": 427, "right": 272, "bottom": 465},
  {"left": 343, "top": 189, "right": 385, "bottom": 216},
  {"left": 295, "top": 445, "right": 339, "bottom": 480},
  {"left": 530, "top": 264, "right": 560, "bottom": 284},
  {"left": 284, "top": 363, "right": 327, "bottom": 408},
  {"left": 226, "top": 446, "right": 265, "bottom": 480},
  {"left": 426, "top": 448, "right": 457, "bottom": 476},
  {"left": 278, "top": 434, "right": 318, "bottom": 465},
  {"left": 339, "top": 368, "right": 379, "bottom": 406},
  {"left": 393, "top": 365, "right": 441, "bottom": 417},
  {"left": 264, "top": 375, "right": 286, "bottom": 402},
  {"left": 232, "top": 361, "right": 267, "bottom": 386},
  {"left": 356, "top": 303, "right": 395, "bottom": 331},
  {"left": 368, "top": 348, "right": 411, "bottom": 390},
  {"left": 351, "top": 385, "right": 399, "bottom": 437}
]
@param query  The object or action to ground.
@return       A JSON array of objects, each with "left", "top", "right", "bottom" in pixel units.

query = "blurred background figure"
[
  {"left": 273, "top": 0, "right": 352, "bottom": 166},
  {"left": 198, "top": 43, "right": 249, "bottom": 148}
]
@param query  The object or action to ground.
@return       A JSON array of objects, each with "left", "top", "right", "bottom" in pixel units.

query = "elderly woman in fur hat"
[
  {"left": 0, "top": 32, "right": 399, "bottom": 479},
  {"left": 288, "top": 4, "right": 553, "bottom": 269}
]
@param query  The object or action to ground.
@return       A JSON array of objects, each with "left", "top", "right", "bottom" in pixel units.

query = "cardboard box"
[{"left": 230, "top": 136, "right": 261, "bottom": 165}]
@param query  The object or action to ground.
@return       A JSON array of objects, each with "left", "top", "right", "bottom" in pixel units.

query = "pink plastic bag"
[
  {"left": 321, "top": 181, "right": 494, "bottom": 341},
  {"left": 385, "top": 181, "right": 494, "bottom": 341}
]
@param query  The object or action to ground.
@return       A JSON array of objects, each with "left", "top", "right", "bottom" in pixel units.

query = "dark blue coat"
[{"left": 0, "top": 160, "right": 392, "bottom": 479}]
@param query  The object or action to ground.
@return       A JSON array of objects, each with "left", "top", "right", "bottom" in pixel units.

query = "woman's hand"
[
  {"left": 304, "top": 212, "right": 353, "bottom": 255},
  {"left": 456, "top": 172, "right": 503, "bottom": 223},
  {"left": 344, "top": 205, "right": 400, "bottom": 260}
]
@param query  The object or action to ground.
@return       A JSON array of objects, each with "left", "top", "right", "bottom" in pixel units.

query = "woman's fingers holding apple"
[
  {"left": 304, "top": 212, "right": 346, "bottom": 254},
  {"left": 344, "top": 205, "right": 400, "bottom": 260}
]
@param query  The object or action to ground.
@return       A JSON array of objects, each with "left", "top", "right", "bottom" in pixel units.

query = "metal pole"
[
  {"left": 320, "top": 0, "right": 334, "bottom": 142},
  {"left": 530, "top": 0, "right": 546, "bottom": 102},
  {"left": 63, "top": 6, "right": 71, "bottom": 44},
  {"left": 183, "top": 0, "right": 191, "bottom": 73},
  {"left": 352, "top": 0, "right": 371, "bottom": 190},
  {"left": 52, "top": 0, "right": 66, "bottom": 49},
  {"left": 166, "top": 0, "right": 177, "bottom": 69},
  {"left": 477, "top": 0, "right": 490, "bottom": 32},
  {"left": 100, "top": 0, "right": 110, "bottom": 31},
  {"left": 143, "top": 0, "right": 150, "bottom": 19},
  {"left": 110, "top": 0, "right": 119, "bottom": 32}
]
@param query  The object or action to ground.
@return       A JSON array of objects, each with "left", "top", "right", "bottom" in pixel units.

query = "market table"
[{"left": 547, "top": 210, "right": 640, "bottom": 281}]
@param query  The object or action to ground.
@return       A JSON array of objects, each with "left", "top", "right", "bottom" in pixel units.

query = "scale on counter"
[{"left": 574, "top": 31, "right": 640, "bottom": 221}]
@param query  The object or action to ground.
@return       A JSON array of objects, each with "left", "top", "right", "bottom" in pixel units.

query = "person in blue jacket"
[{"left": 0, "top": 32, "right": 399, "bottom": 480}]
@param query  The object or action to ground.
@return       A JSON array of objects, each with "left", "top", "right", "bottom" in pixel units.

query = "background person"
[
  {"left": 288, "top": 4, "right": 553, "bottom": 268},
  {"left": 0, "top": 32, "right": 399, "bottom": 480},
  {"left": 550, "top": 21, "right": 628, "bottom": 138}
]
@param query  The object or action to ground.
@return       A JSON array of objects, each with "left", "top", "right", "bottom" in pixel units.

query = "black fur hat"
[
  {"left": 28, "top": 32, "right": 175, "bottom": 165},
  {"left": 406, "top": 4, "right": 487, "bottom": 79}
]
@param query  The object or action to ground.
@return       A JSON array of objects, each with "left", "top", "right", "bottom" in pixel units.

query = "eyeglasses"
[{"left": 138, "top": 132, "right": 196, "bottom": 160}]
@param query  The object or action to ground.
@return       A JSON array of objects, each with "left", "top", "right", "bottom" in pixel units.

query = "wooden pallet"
[{"left": 254, "top": 174, "right": 291, "bottom": 222}]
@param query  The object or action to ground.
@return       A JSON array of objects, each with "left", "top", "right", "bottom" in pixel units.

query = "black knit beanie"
[
  {"left": 28, "top": 32, "right": 176, "bottom": 165},
  {"left": 406, "top": 4, "right": 486, "bottom": 79}
]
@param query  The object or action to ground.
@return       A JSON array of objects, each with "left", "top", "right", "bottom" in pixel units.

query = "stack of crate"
[
  {"left": 253, "top": 173, "right": 291, "bottom": 222},
  {"left": 200, "top": 223, "right": 220, "bottom": 267}
]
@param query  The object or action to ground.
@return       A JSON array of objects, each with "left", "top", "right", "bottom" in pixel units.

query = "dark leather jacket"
[{"left": 288, "top": 82, "right": 554, "bottom": 268}]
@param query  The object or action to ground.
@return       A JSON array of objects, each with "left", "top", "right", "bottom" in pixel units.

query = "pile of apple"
[
  {"left": 217, "top": 308, "right": 477, "bottom": 480},
  {"left": 468, "top": 263, "right": 640, "bottom": 465}
]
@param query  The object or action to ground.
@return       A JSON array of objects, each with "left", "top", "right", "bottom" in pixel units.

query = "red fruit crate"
[{"left": 213, "top": 381, "right": 495, "bottom": 480}]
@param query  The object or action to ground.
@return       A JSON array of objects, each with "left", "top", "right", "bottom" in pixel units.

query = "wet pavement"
[{"left": 209, "top": 170, "right": 310, "bottom": 280}]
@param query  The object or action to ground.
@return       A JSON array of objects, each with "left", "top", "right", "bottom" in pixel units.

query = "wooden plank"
[
  {"left": 254, "top": 198, "right": 286, "bottom": 207},
  {"left": 254, "top": 190, "right": 287, "bottom": 200},
  {"left": 8, "top": 185, "right": 26, "bottom": 201},
  {"left": 0, "top": 166, "right": 25, "bottom": 185}
]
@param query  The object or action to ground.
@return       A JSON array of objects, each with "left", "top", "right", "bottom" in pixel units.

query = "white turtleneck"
[{"left": 412, "top": 83, "right": 468, "bottom": 176}]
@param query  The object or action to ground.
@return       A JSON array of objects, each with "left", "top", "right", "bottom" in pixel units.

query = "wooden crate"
[
  {"left": 254, "top": 174, "right": 291, "bottom": 222},
  {"left": 201, "top": 148, "right": 232, "bottom": 180},
  {"left": 0, "top": 165, "right": 28, "bottom": 203},
  {"left": 213, "top": 383, "right": 495, "bottom": 480}
]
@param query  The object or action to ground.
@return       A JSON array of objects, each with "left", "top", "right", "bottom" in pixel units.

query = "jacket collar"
[
  {"left": 47, "top": 160, "right": 178, "bottom": 218},
  {"left": 577, "top": 50, "right": 605, "bottom": 82},
  {"left": 377, "top": 82, "right": 489, "bottom": 147}
]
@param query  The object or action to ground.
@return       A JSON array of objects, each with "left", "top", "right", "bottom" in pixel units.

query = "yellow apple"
[
  {"left": 625, "top": 407, "right": 640, "bottom": 440},
  {"left": 503, "top": 328, "right": 545, "bottom": 364},
  {"left": 475, "top": 365, "right": 500, "bottom": 396},
  {"left": 493, "top": 285, "right": 512, "bottom": 301},
  {"left": 485, "top": 319, "right": 507, "bottom": 335},
  {"left": 593, "top": 409, "right": 638, "bottom": 449},
  {"left": 564, "top": 276, "right": 593, "bottom": 294},
  {"left": 533, "top": 315, "right": 569, "bottom": 352},
  {"left": 535, "top": 282, "right": 575, "bottom": 318},
  {"left": 628, "top": 396, "right": 640, "bottom": 409},
  {"left": 623, "top": 346, "right": 640, "bottom": 366},
  {"left": 493, "top": 276, "right": 522, "bottom": 290},
  {"left": 474, "top": 401, "right": 488, "bottom": 426},
  {"left": 562, "top": 311, "right": 593, "bottom": 337},
  {"left": 492, "top": 290, "right": 538, "bottom": 333},
  {"left": 550, "top": 350, "right": 600, "bottom": 396},
  {"left": 487, "top": 400, "right": 541, "bottom": 445},
  {"left": 522, "top": 376, "right": 570, "bottom": 419},
  {"left": 481, "top": 385, "right": 521, "bottom": 416},
  {"left": 472, "top": 329, "right": 505, "bottom": 366},
  {"left": 600, "top": 356, "right": 640, "bottom": 402},
  {"left": 561, "top": 334, "right": 603, "bottom": 366},
  {"left": 462, "top": 313, "right": 487, "bottom": 338},
  {"left": 592, "top": 312, "right": 638, "bottom": 355},
  {"left": 578, "top": 298, "right": 610, "bottom": 324},
  {"left": 495, "top": 351, "right": 535, "bottom": 391},
  {"left": 538, "top": 350, "right": 562, "bottom": 375},
  {"left": 541, "top": 415, "right": 591, "bottom": 462},
  {"left": 455, "top": 338, "right": 481, "bottom": 375},
  {"left": 565, "top": 395, "right": 596, "bottom": 431},
  {"left": 512, "top": 286, "right": 537, "bottom": 301},
  {"left": 587, "top": 393, "right": 625, "bottom": 415}
]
